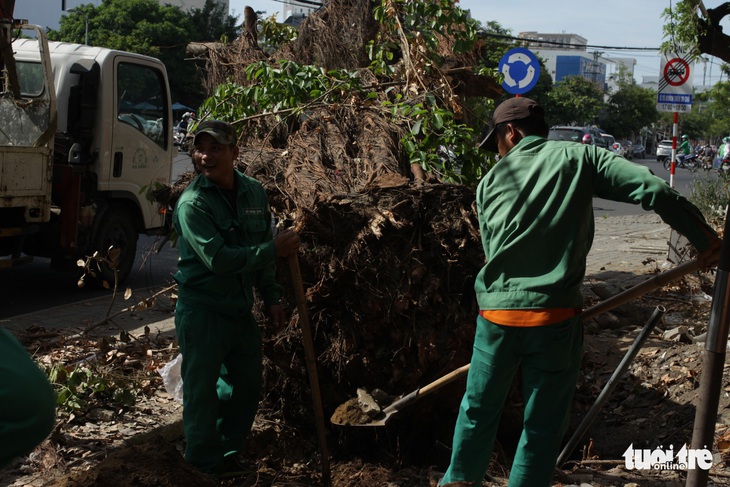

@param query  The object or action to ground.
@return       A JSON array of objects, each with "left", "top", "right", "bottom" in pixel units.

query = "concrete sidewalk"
[
  {"left": 1, "top": 214, "right": 676, "bottom": 336},
  {"left": 587, "top": 213, "right": 672, "bottom": 275},
  {"left": 0, "top": 292, "right": 177, "bottom": 338}
]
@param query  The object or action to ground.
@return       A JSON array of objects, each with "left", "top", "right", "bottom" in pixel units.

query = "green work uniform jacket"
[
  {"left": 679, "top": 140, "right": 692, "bottom": 155},
  {"left": 173, "top": 170, "right": 282, "bottom": 317},
  {"left": 475, "top": 135, "right": 715, "bottom": 312}
]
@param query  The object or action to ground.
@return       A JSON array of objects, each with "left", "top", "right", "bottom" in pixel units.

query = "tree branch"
[{"left": 696, "top": 2, "right": 730, "bottom": 64}]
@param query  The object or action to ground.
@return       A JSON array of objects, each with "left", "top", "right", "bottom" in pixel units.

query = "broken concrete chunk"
[
  {"left": 663, "top": 326, "right": 692, "bottom": 343},
  {"left": 356, "top": 388, "right": 383, "bottom": 418},
  {"left": 369, "top": 388, "right": 391, "bottom": 406}
]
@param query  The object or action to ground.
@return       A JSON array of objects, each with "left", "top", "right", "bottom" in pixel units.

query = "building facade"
[
  {"left": 163, "top": 0, "right": 229, "bottom": 13},
  {"left": 283, "top": 0, "right": 319, "bottom": 23},
  {"left": 517, "top": 31, "right": 637, "bottom": 93}
]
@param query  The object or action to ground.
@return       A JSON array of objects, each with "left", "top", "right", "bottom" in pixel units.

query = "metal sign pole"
[
  {"left": 671, "top": 112, "right": 678, "bottom": 188},
  {"left": 686, "top": 204, "right": 730, "bottom": 487}
]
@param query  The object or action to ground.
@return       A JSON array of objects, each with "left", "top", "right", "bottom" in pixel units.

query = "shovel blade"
[{"left": 329, "top": 395, "right": 395, "bottom": 427}]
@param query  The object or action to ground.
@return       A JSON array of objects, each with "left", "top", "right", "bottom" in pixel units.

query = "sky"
[{"left": 13, "top": 0, "right": 728, "bottom": 87}]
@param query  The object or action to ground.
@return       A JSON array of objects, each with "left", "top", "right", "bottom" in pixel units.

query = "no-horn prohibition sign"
[{"left": 657, "top": 53, "right": 693, "bottom": 113}]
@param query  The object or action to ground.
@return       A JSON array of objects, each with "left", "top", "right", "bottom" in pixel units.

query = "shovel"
[
  {"left": 289, "top": 253, "right": 331, "bottom": 485},
  {"left": 331, "top": 364, "right": 471, "bottom": 427},
  {"left": 331, "top": 255, "right": 712, "bottom": 427}
]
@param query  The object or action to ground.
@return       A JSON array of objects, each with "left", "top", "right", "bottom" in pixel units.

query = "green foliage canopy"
[
  {"left": 602, "top": 67, "right": 659, "bottom": 138},
  {"left": 49, "top": 0, "right": 239, "bottom": 107},
  {"left": 546, "top": 76, "right": 604, "bottom": 126}
]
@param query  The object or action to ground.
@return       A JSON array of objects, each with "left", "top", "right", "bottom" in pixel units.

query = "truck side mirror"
[{"left": 68, "top": 142, "right": 83, "bottom": 164}]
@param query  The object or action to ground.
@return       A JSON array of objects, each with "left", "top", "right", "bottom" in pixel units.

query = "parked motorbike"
[
  {"left": 173, "top": 129, "right": 192, "bottom": 152},
  {"left": 700, "top": 154, "right": 714, "bottom": 171},
  {"left": 663, "top": 153, "right": 699, "bottom": 172},
  {"left": 173, "top": 130, "right": 185, "bottom": 148}
]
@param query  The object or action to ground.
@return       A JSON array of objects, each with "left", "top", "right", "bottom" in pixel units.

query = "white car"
[{"left": 656, "top": 139, "right": 673, "bottom": 162}]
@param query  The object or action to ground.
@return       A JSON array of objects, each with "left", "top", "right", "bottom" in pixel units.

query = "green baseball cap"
[{"left": 193, "top": 119, "right": 237, "bottom": 145}]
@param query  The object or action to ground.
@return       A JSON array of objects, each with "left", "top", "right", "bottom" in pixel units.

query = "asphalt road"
[
  {"left": 592, "top": 155, "right": 698, "bottom": 217},
  {"left": 0, "top": 153, "right": 712, "bottom": 319},
  {"left": 0, "top": 153, "right": 193, "bottom": 320}
]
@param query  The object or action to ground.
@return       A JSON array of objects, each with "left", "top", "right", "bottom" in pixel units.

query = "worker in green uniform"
[
  {"left": 438, "top": 98, "right": 721, "bottom": 487},
  {"left": 0, "top": 328, "right": 56, "bottom": 468},
  {"left": 677, "top": 134, "right": 692, "bottom": 164},
  {"left": 173, "top": 119, "right": 300, "bottom": 477}
]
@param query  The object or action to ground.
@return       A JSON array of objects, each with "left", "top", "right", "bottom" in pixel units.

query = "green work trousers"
[
  {"left": 175, "top": 303, "right": 263, "bottom": 473},
  {"left": 441, "top": 315, "right": 583, "bottom": 487},
  {"left": 0, "top": 328, "right": 56, "bottom": 468}
]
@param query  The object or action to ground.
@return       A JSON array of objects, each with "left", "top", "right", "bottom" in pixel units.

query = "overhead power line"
[
  {"left": 481, "top": 32, "right": 660, "bottom": 52},
  {"left": 263, "top": 0, "right": 323, "bottom": 8}
]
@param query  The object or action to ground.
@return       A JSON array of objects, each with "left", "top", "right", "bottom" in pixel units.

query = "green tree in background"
[
  {"left": 259, "top": 14, "right": 298, "bottom": 52},
  {"left": 602, "top": 67, "right": 658, "bottom": 138},
  {"left": 49, "top": 0, "right": 239, "bottom": 109},
  {"left": 188, "top": 0, "right": 239, "bottom": 43},
  {"left": 546, "top": 75, "right": 604, "bottom": 126},
  {"left": 700, "top": 65, "right": 730, "bottom": 140}
]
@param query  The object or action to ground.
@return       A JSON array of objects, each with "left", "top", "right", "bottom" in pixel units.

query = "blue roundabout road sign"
[{"left": 498, "top": 47, "right": 540, "bottom": 95}]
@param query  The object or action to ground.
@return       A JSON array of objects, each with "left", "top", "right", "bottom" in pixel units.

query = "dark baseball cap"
[
  {"left": 193, "top": 119, "right": 237, "bottom": 145},
  {"left": 479, "top": 97, "right": 545, "bottom": 153}
]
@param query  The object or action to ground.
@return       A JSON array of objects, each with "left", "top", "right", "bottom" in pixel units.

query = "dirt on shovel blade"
[
  {"left": 330, "top": 398, "right": 376, "bottom": 426},
  {"left": 331, "top": 388, "right": 393, "bottom": 426}
]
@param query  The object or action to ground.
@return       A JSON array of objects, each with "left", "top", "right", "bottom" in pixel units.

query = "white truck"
[{"left": 0, "top": 14, "right": 174, "bottom": 283}]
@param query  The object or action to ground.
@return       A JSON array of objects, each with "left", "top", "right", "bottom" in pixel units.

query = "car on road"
[
  {"left": 656, "top": 139, "right": 673, "bottom": 162},
  {"left": 603, "top": 133, "right": 631, "bottom": 159},
  {"left": 615, "top": 143, "right": 630, "bottom": 158},
  {"left": 548, "top": 126, "right": 608, "bottom": 149},
  {"left": 602, "top": 133, "right": 620, "bottom": 155},
  {"left": 611, "top": 142, "right": 626, "bottom": 157},
  {"left": 632, "top": 143, "right": 646, "bottom": 159},
  {"left": 620, "top": 140, "right": 633, "bottom": 160}
]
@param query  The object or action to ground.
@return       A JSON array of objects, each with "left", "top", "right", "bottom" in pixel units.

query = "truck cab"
[{"left": 0, "top": 27, "right": 174, "bottom": 283}]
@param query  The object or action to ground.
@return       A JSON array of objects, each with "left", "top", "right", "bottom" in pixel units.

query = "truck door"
[{"left": 109, "top": 59, "right": 172, "bottom": 229}]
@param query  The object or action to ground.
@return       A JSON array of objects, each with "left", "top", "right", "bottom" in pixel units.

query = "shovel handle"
[
  {"left": 383, "top": 364, "right": 470, "bottom": 414},
  {"left": 581, "top": 256, "right": 703, "bottom": 321},
  {"left": 383, "top": 255, "right": 707, "bottom": 414},
  {"left": 289, "top": 254, "right": 331, "bottom": 486}
]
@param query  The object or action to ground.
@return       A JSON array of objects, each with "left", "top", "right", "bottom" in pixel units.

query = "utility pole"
[
  {"left": 585, "top": 51, "right": 603, "bottom": 90},
  {"left": 67, "top": 7, "right": 88, "bottom": 45}
]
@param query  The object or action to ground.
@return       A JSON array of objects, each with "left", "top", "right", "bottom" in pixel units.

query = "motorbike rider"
[
  {"left": 714, "top": 137, "right": 730, "bottom": 170},
  {"left": 177, "top": 112, "right": 193, "bottom": 137},
  {"left": 677, "top": 134, "right": 692, "bottom": 164}
]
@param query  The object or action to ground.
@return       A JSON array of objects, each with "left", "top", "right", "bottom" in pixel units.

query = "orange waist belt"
[{"left": 479, "top": 308, "right": 583, "bottom": 327}]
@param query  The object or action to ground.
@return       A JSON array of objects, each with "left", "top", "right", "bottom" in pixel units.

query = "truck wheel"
[{"left": 93, "top": 209, "right": 137, "bottom": 285}]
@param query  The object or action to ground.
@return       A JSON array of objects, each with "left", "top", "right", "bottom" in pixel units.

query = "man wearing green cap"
[
  {"left": 173, "top": 119, "right": 300, "bottom": 477},
  {"left": 439, "top": 98, "right": 721, "bottom": 487},
  {"left": 677, "top": 134, "right": 692, "bottom": 165}
]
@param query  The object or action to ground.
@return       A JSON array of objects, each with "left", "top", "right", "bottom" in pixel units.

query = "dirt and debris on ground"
[{"left": 3, "top": 260, "right": 730, "bottom": 487}]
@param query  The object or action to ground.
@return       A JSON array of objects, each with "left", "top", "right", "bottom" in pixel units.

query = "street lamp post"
[{"left": 68, "top": 8, "right": 88, "bottom": 45}]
